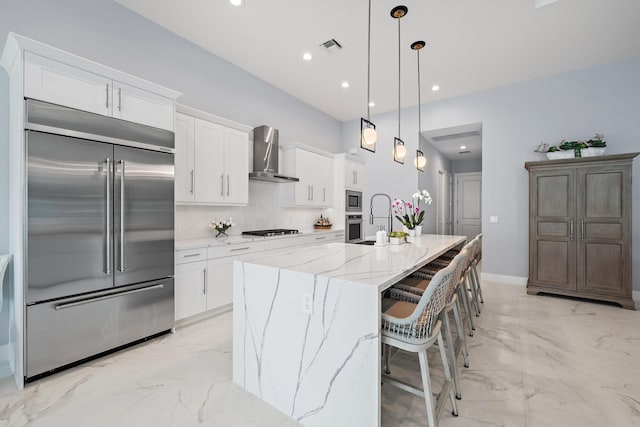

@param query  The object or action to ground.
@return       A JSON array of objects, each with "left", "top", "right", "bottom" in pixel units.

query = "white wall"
[
  {"left": 343, "top": 56, "right": 640, "bottom": 292},
  {"left": 417, "top": 137, "right": 452, "bottom": 234}
]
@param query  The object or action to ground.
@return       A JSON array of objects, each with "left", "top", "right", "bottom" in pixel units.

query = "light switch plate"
[
  {"left": 302, "top": 293, "right": 313, "bottom": 315},
  {"left": 489, "top": 216, "right": 499, "bottom": 224}
]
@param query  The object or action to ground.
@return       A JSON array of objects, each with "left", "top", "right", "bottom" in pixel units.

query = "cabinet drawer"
[
  {"left": 175, "top": 248, "right": 207, "bottom": 264},
  {"left": 207, "top": 241, "right": 269, "bottom": 259}
]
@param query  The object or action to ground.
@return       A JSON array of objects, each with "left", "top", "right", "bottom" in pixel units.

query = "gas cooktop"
[{"left": 241, "top": 229, "right": 300, "bottom": 237}]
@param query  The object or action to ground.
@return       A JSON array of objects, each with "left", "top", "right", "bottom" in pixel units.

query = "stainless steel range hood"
[{"left": 249, "top": 125, "right": 299, "bottom": 183}]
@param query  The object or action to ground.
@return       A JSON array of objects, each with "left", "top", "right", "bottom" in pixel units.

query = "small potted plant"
[
  {"left": 389, "top": 231, "right": 408, "bottom": 245},
  {"left": 582, "top": 133, "right": 606, "bottom": 157},
  {"left": 209, "top": 217, "right": 234, "bottom": 238}
]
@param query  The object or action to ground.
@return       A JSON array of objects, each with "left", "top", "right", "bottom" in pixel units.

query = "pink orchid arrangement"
[{"left": 393, "top": 189, "right": 432, "bottom": 229}]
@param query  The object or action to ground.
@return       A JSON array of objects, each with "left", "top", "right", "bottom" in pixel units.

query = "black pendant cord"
[
  {"left": 417, "top": 48, "right": 421, "bottom": 142},
  {"left": 367, "top": 0, "right": 372, "bottom": 121},
  {"left": 397, "top": 16, "right": 401, "bottom": 140}
]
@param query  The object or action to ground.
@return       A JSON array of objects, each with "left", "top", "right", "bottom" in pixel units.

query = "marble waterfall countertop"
[
  {"left": 246, "top": 233, "right": 466, "bottom": 292},
  {"left": 174, "top": 228, "right": 344, "bottom": 251},
  {"left": 233, "top": 234, "right": 466, "bottom": 427}
]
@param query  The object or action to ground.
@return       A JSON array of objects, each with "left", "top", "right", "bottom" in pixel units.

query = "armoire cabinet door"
[
  {"left": 529, "top": 170, "right": 577, "bottom": 290},
  {"left": 576, "top": 166, "right": 630, "bottom": 297}
]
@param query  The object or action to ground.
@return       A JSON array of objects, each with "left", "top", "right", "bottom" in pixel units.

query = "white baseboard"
[
  {"left": 633, "top": 291, "right": 640, "bottom": 309},
  {"left": 481, "top": 272, "right": 527, "bottom": 286}
]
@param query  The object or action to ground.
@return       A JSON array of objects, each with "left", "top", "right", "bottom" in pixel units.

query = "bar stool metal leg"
[
  {"left": 441, "top": 310, "right": 462, "bottom": 400},
  {"left": 453, "top": 299, "right": 469, "bottom": 368},
  {"left": 458, "top": 283, "right": 475, "bottom": 335}
]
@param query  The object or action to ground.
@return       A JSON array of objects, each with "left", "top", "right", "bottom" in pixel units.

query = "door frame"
[{"left": 453, "top": 172, "right": 482, "bottom": 237}]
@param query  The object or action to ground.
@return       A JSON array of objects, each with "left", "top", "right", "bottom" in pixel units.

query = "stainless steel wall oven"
[{"left": 345, "top": 214, "right": 364, "bottom": 243}]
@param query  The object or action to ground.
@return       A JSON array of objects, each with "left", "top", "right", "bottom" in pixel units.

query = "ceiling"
[
  {"left": 423, "top": 123, "right": 482, "bottom": 161},
  {"left": 115, "top": 0, "right": 640, "bottom": 122}
]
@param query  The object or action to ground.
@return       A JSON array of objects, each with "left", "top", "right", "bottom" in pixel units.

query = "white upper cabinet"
[
  {"left": 175, "top": 111, "right": 249, "bottom": 206},
  {"left": 24, "top": 52, "right": 112, "bottom": 117},
  {"left": 174, "top": 112, "right": 195, "bottom": 202},
  {"left": 112, "top": 81, "right": 174, "bottom": 131},
  {"left": 281, "top": 146, "right": 334, "bottom": 208},
  {"left": 344, "top": 158, "right": 364, "bottom": 191},
  {"left": 23, "top": 51, "right": 176, "bottom": 131}
]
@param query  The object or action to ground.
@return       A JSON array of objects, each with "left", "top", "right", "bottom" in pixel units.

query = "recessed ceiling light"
[
  {"left": 229, "top": 0, "right": 243, "bottom": 6},
  {"left": 302, "top": 52, "right": 312, "bottom": 61},
  {"left": 368, "top": 101, "right": 375, "bottom": 107},
  {"left": 432, "top": 85, "right": 440, "bottom": 91},
  {"left": 460, "top": 145, "right": 467, "bottom": 150},
  {"left": 341, "top": 81, "right": 350, "bottom": 88}
]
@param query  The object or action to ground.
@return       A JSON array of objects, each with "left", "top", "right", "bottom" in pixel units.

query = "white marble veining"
[
  {"left": 244, "top": 234, "right": 465, "bottom": 291},
  {"left": 233, "top": 235, "right": 465, "bottom": 427},
  {"left": 1, "top": 279, "right": 639, "bottom": 426}
]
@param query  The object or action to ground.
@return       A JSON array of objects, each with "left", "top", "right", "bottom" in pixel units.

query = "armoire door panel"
[
  {"left": 583, "top": 172, "right": 623, "bottom": 218},
  {"left": 585, "top": 223, "right": 622, "bottom": 240},
  {"left": 537, "top": 222, "right": 568, "bottom": 237},
  {"left": 536, "top": 175, "right": 570, "bottom": 217},
  {"left": 536, "top": 240, "right": 571, "bottom": 287},
  {"left": 581, "top": 243, "right": 624, "bottom": 294}
]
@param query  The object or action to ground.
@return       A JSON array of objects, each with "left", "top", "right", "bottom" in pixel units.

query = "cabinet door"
[
  {"left": 206, "top": 258, "right": 234, "bottom": 310},
  {"left": 175, "top": 261, "right": 207, "bottom": 320},
  {"left": 345, "top": 160, "right": 364, "bottom": 190},
  {"left": 295, "top": 150, "right": 315, "bottom": 207},
  {"left": 194, "top": 119, "right": 225, "bottom": 203},
  {"left": 112, "top": 81, "right": 174, "bottom": 131},
  {"left": 315, "top": 154, "right": 333, "bottom": 207},
  {"left": 576, "top": 166, "right": 630, "bottom": 297},
  {"left": 223, "top": 128, "right": 249, "bottom": 205},
  {"left": 529, "top": 169, "right": 576, "bottom": 290},
  {"left": 24, "top": 52, "right": 112, "bottom": 117},
  {"left": 174, "top": 113, "right": 195, "bottom": 203}
]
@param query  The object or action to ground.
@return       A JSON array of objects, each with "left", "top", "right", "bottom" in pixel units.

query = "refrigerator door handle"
[
  {"left": 118, "top": 160, "right": 126, "bottom": 272},
  {"left": 54, "top": 283, "right": 165, "bottom": 310},
  {"left": 104, "top": 158, "right": 112, "bottom": 275}
]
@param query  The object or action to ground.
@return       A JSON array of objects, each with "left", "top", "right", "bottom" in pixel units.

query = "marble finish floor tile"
[{"left": 1, "top": 279, "right": 639, "bottom": 426}]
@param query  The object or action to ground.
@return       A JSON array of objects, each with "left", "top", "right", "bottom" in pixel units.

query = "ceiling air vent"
[
  {"left": 459, "top": 150, "right": 471, "bottom": 155},
  {"left": 320, "top": 38, "right": 343, "bottom": 54}
]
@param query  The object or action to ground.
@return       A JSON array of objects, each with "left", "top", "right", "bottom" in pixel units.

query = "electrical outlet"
[
  {"left": 489, "top": 216, "right": 499, "bottom": 224},
  {"left": 302, "top": 293, "right": 313, "bottom": 315}
]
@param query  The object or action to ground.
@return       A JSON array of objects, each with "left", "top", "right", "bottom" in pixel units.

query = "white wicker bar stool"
[
  {"left": 470, "top": 234, "right": 484, "bottom": 305},
  {"left": 381, "top": 264, "right": 459, "bottom": 426},
  {"left": 393, "top": 250, "right": 471, "bottom": 400}
]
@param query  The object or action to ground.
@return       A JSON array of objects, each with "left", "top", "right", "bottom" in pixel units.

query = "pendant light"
[
  {"left": 412, "top": 40, "right": 427, "bottom": 172},
  {"left": 360, "top": 0, "right": 377, "bottom": 152},
  {"left": 391, "top": 6, "right": 408, "bottom": 164}
]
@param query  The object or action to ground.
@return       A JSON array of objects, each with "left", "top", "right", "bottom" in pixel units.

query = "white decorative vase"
[
  {"left": 408, "top": 229, "right": 416, "bottom": 237},
  {"left": 414, "top": 225, "right": 422, "bottom": 235}
]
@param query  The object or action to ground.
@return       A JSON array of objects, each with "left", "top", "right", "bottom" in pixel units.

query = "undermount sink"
[{"left": 355, "top": 240, "right": 376, "bottom": 245}]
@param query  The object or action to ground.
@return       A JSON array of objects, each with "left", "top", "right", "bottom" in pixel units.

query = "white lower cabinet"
[
  {"left": 174, "top": 260, "right": 207, "bottom": 321},
  {"left": 174, "top": 232, "right": 345, "bottom": 321}
]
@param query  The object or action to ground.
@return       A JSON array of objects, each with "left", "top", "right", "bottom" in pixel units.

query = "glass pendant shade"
[
  {"left": 360, "top": 118, "right": 377, "bottom": 151},
  {"left": 414, "top": 150, "right": 427, "bottom": 171},
  {"left": 393, "top": 137, "right": 406, "bottom": 163}
]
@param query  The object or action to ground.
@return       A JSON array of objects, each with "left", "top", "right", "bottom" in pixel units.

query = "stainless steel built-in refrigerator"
[{"left": 25, "top": 100, "right": 175, "bottom": 380}]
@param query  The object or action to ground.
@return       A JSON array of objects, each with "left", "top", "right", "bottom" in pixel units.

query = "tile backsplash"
[{"left": 176, "top": 181, "right": 338, "bottom": 240}]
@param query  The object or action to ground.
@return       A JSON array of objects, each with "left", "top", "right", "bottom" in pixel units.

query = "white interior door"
[{"left": 455, "top": 173, "right": 482, "bottom": 241}]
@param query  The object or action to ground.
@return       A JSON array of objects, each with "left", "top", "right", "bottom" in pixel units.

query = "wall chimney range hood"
[{"left": 249, "top": 125, "right": 299, "bottom": 183}]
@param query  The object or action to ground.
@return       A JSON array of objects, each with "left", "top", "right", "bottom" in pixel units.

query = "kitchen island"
[{"left": 232, "top": 234, "right": 466, "bottom": 427}]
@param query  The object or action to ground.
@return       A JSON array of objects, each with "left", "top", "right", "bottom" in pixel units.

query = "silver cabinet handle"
[
  {"left": 323, "top": 187, "right": 326, "bottom": 202},
  {"left": 230, "top": 247, "right": 250, "bottom": 252},
  {"left": 105, "top": 84, "right": 109, "bottom": 109},
  {"left": 226, "top": 174, "right": 230, "bottom": 196},
  {"left": 118, "top": 160, "right": 126, "bottom": 272},
  {"left": 580, "top": 219, "right": 585, "bottom": 240},
  {"left": 203, "top": 268, "right": 207, "bottom": 295},
  {"left": 355, "top": 171, "right": 358, "bottom": 185},
  {"left": 104, "top": 158, "right": 112, "bottom": 275},
  {"left": 55, "top": 284, "right": 164, "bottom": 310},
  {"left": 183, "top": 253, "right": 201, "bottom": 258},
  {"left": 117, "top": 87, "right": 122, "bottom": 112},
  {"left": 307, "top": 185, "right": 311, "bottom": 201},
  {"left": 569, "top": 219, "right": 574, "bottom": 241},
  {"left": 311, "top": 186, "right": 314, "bottom": 201},
  {"left": 353, "top": 171, "right": 357, "bottom": 185},
  {"left": 190, "top": 170, "right": 194, "bottom": 194},
  {"left": 220, "top": 174, "right": 224, "bottom": 196},
  {"left": 315, "top": 236, "right": 326, "bottom": 240}
]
